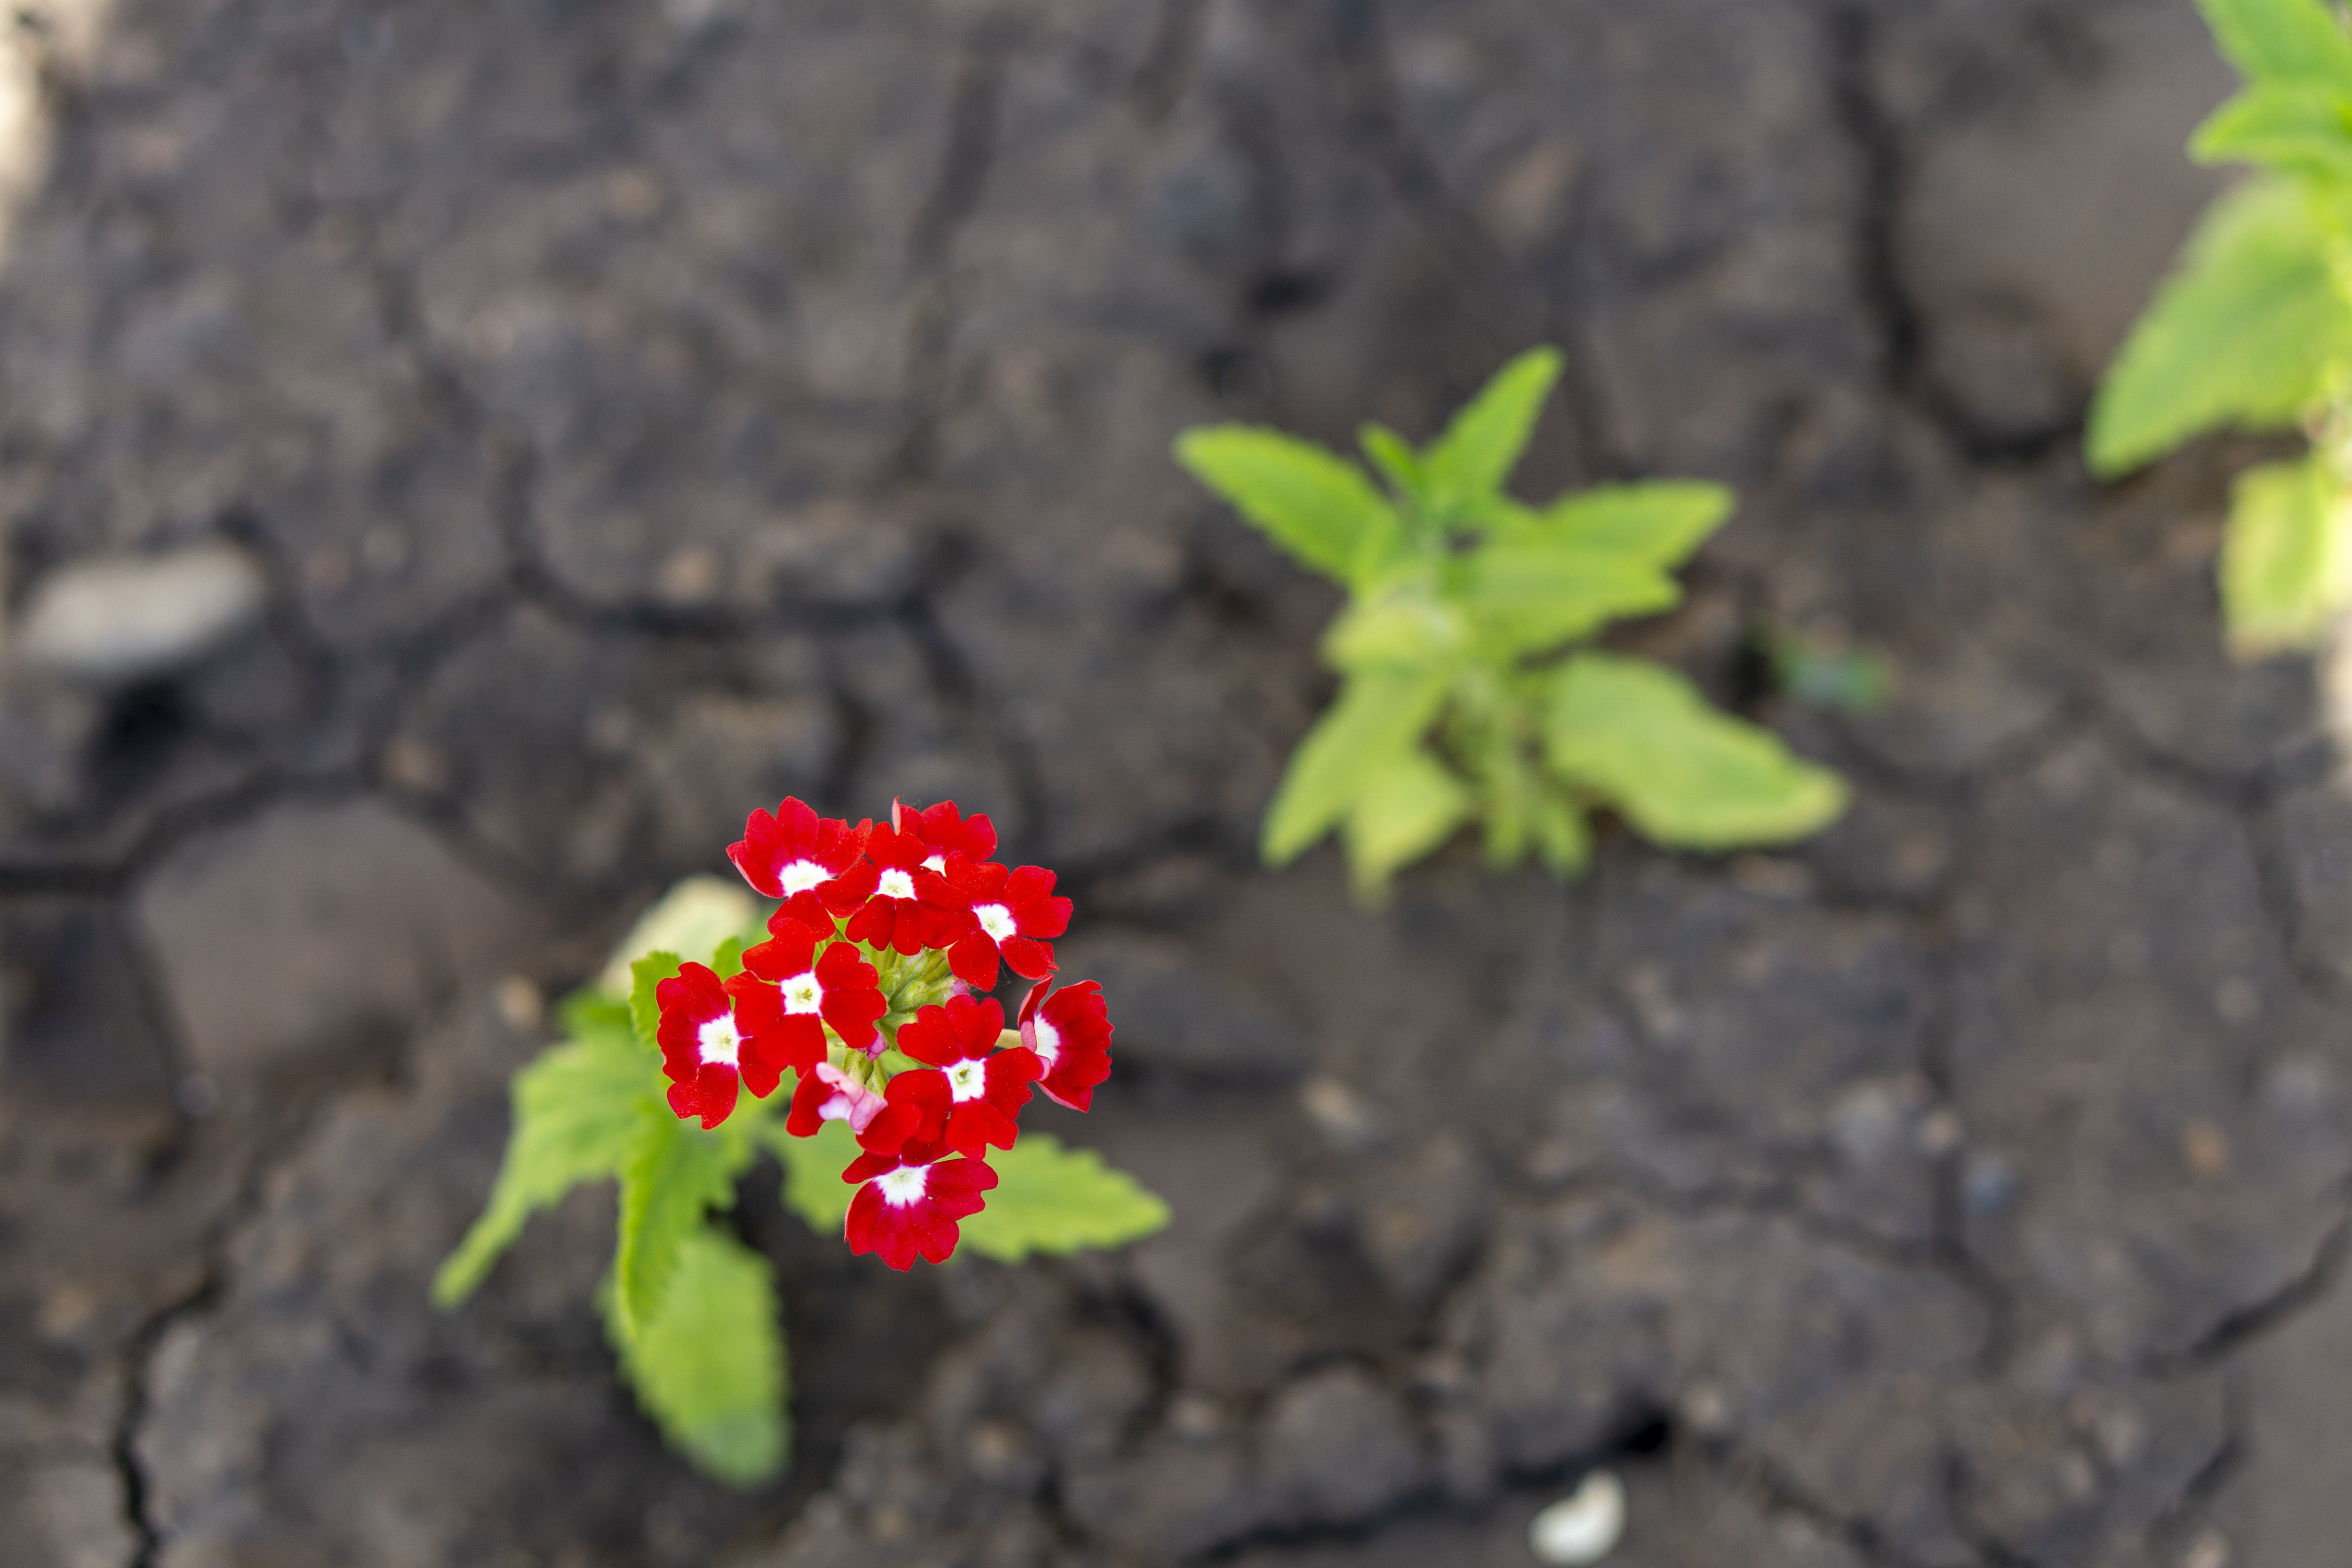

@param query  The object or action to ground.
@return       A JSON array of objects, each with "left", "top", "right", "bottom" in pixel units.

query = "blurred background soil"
[{"left": 2, "top": 2, "right": 2350, "bottom": 1564}]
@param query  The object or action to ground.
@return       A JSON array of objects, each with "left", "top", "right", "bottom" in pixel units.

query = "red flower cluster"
[{"left": 653, "top": 797, "right": 1111, "bottom": 1269}]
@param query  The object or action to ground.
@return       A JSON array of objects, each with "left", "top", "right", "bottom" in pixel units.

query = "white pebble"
[
  {"left": 17, "top": 543, "right": 267, "bottom": 686},
  {"left": 1529, "top": 1470, "right": 1626, "bottom": 1566}
]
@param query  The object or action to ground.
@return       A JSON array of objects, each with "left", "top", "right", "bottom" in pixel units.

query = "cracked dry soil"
[{"left": 3, "top": 1, "right": 2350, "bottom": 1565}]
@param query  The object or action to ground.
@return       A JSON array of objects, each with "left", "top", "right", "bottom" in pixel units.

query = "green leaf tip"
[
  {"left": 2221, "top": 453, "right": 2352, "bottom": 657},
  {"left": 1174, "top": 425, "right": 1404, "bottom": 587},
  {"left": 956, "top": 1135, "right": 1171, "bottom": 1261},
  {"left": 1423, "top": 346, "right": 1565, "bottom": 519},
  {"left": 606, "top": 1229, "right": 788, "bottom": 1488}
]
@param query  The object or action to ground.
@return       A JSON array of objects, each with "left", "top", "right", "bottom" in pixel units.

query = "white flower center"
[
  {"left": 946, "top": 1058, "right": 987, "bottom": 1102},
  {"left": 877, "top": 1165, "right": 930, "bottom": 1206},
  {"left": 780, "top": 973, "right": 823, "bottom": 1014},
  {"left": 696, "top": 1016, "right": 743, "bottom": 1067},
  {"left": 878, "top": 868, "right": 917, "bottom": 900},
  {"left": 975, "top": 903, "right": 1015, "bottom": 942},
  {"left": 922, "top": 853, "right": 947, "bottom": 873},
  {"left": 1030, "top": 1016, "right": 1061, "bottom": 1069},
  {"left": 777, "top": 858, "right": 828, "bottom": 896}
]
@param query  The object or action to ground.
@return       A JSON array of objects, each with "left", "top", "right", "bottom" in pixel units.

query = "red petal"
[
  {"left": 690, "top": 1062, "right": 740, "bottom": 1129},
  {"left": 820, "top": 857, "right": 880, "bottom": 916},
  {"left": 947, "top": 932, "right": 1000, "bottom": 991},
  {"left": 727, "top": 809, "right": 786, "bottom": 897},
  {"left": 998, "top": 935, "right": 1056, "bottom": 980},
  {"left": 742, "top": 925, "right": 817, "bottom": 982}
]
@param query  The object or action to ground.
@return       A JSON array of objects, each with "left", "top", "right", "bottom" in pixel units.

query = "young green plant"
[
  {"left": 1175, "top": 347, "right": 1846, "bottom": 899},
  {"left": 2090, "top": 0, "right": 2352, "bottom": 655},
  {"left": 434, "top": 799, "right": 1169, "bottom": 1488}
]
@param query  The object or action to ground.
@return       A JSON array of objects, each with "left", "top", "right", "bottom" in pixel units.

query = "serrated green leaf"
[
  {"left": 1263, "top": 668, "right": 1453, "bottom": 865},
  {"left": 628, "top": 952, "right": 685, "bottom": 1052},
  {"left": 1422, "top": 347, "right": 1563, "bottom": 521},
  {"left": 1175, "top": 426, "right": 1406, "bottom": 586},
  {"left": 1342, "top": 748, "right": 1476, "bottom": 896},
  {"left": 2221, "top": 454, "right": 2352, "bottom": 655},
  {"left": 1457, "top": 534, "right": 1682, "bottom": 655},
  {"left": 757, "top": 1116, "right": 862, "bottom": 1236},
  {"left": 433, "top": 1028, "right": 660, "bottom": 1307},
  {"left": 2196, "top": 0, "right": 2352, "bottom": 91},
  {"left": 601, "top": 877, "right": 762, "bottom": 995},
  {"left": 1543, "top": 653, "right": 1847, "bottom": 849},
  {"left": 1359, "top": 423, "right": 1426, "bottom": 501},
  {"left": 1517, "top": 481, "right": 1735, "bottom": 571},
  {"left": 613, "top": 1111, "right": 740, "bottom": 1342},
  {"left": 2089, "top": 177, "right": 2352, "bottom": 475},
  {"left": 2194, "top": 83, "right": 2352, "bottom": 183},
  {"left": 955, "top": 1135, "right": 1171, "bottom": 1261},
  {"left": 606, "top": 1229, "right": 788, "bottom": 1487}
]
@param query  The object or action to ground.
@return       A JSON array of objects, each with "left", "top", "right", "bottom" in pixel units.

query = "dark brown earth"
[{"left": 1, "top": 2, "right": 2347, "bottom": 1565}]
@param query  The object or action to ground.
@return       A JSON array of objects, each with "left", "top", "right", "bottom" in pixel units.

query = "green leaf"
[
  {"left": 432, "top": 1027, "right": 659, "bottom": 1307},
  {"left": 1175, "top": 426, "right": 1406, "bottom": 586},
  {"left": 606, "top": 1229, "right": 788, "bottom": 1488},
  {"left": 757, "top": 1116, "right": 862, "bottom": 1236},
  {"left": 2193, "top": 83, "right": 2352, "bottom": 183},
  {"left": 1359, "top": 423, "right": 1426, "bottom": 501},
  {"left": 1342, "top": 748, "right": 1476, "bottom": 896},
  {"left": 628, "top": 952, "right": 684, "bottom": 1052},
  {"left": 2089, "top": 177, "right": 2352, "bottom": 476},
  {"left": 1542, "top": 653, "right": 1847, "bottom": 849},
  {"left": 1457, "top": 535, "right": 1682, "bottom": 655},
  {"left": 1530, "top": 793, "right": 1593, "bottom": 877},
  {"left": 956, "top": 1135, "right": 1171, "bottom": 1261},
  {"left": 1321, "top": 586, "right": 1467, "bottom": 671},
  {"left": 558, "top": 988, "right": 635, "bottom": 1047},
  {"left": 613, "top": 1111, "right": 740, "bottom": 1342},
  {"left": 1263, "top": 668, "right": 1453, "bottom": 865},
  {"left": 1518, "top": 481, "right": 1735, "bottom": 571},
  {"left": 1422, "top": 347, "right": 1564, "bottom": 519},
  {"left": 2195, "top": 0, "right": 2352, "bottom": 91},
  {"left": 2221, "top": 454, "right": 2352, "bottom": 654},
  {"left": 600, "top": 876, "right": 762, "bottom": 995}
]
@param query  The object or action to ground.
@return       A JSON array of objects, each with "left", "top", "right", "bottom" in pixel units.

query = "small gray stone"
[{"left": 16, "top": 543, "right": 268, "bottom": 687}]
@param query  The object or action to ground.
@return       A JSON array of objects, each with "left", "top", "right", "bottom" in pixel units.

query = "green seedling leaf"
[
  {"left": 629, "top": 951, "right": 685, "bottom": 1052},
  {"left": 1543, "top": 653, "right": 1847, "bottom": 849},
  {"left": 1359, "top": 423, "right": 1426, "bottom": 500},
  {"left": 433, "top": 1026, "right": 660, "bottom": 1307},
  {"left": 613, "top": 1110, "right": 740, "bottom": 1342},
  {"left": 601, "top": 876, "right": 761, "bottom": 995},
  {"left": 1531, "top": 792, "right": 1593, "bottom": 877},
  {"left": 1262, "top": 668, "right": 1453, "bottom": 865},
  {"left": 758, "top": 1116, "right": 862, "bottom": 1236},
  {"left": 2089, "top": 177, "right": 2352, "bottom": 476},
  {"left": 1322, "top": 586, "right": 1467, "bottom": 671},
  {"left": 956, "top": 1135, "right": 1171, "bottom": 1261},
  {"left": 1457, "top": 535, "right": 1681, "bottom": 655},
  {"left": 606, "top": 1229, "right": 788, "bottom": 1488},
  {"left": 2194, "top": 82, "right": 2352, "bottom": 184},
  {"left": 1175, "top": 426, "right": 1406, "bottom": 586},
  {"left": 1423, "top": 347, "right": 1564, "bottom": 521},
  {"left": 1519, "top": 481, "right": 1735, "bottom": 571},
  {"left": 2196, "top": 0, "right": 2352, "bottom": 92},
  {"left": 1342, "top": 748, "right": 1476, "bottom": 897},
  {"left": 2221, "top": 454, "right": 2352, "bottom": 655}
]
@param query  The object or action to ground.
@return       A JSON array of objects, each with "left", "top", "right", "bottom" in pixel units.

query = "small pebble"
[
  {"left": 17, "top": 543, "right": 268, "bottom": 687},
  {"left": 1529, "top": 1469, "right": 1626, "bottom": 1565}
]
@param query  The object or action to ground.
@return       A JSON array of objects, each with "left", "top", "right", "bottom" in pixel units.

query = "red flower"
[
  {"left": 927, "top": 860, "right": 1071, "bottom": 990},
  {"left": 728, "top": 925, "right": 886, "bottom": 1071},
  {"left": 826, "top": 822, "right": 969, "bottom": 955},
  {"left": 894, "top": 797, "right": 997, "bottom": 873},
  {"left": 895, "top": 995, "right": 1042, "bottom": 1158},
  {"left": 1019, "top": 978, "right": 1113, "bottom": 1111},
  {"left": 842, "top": 1142, "right": 999, "bottom": 1269},
  {"left": 728, "top": 799, "right": 867, "bottom": 935},
  {"left": 655, "top": 962, "right": 773, "bottom": 1129}
]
